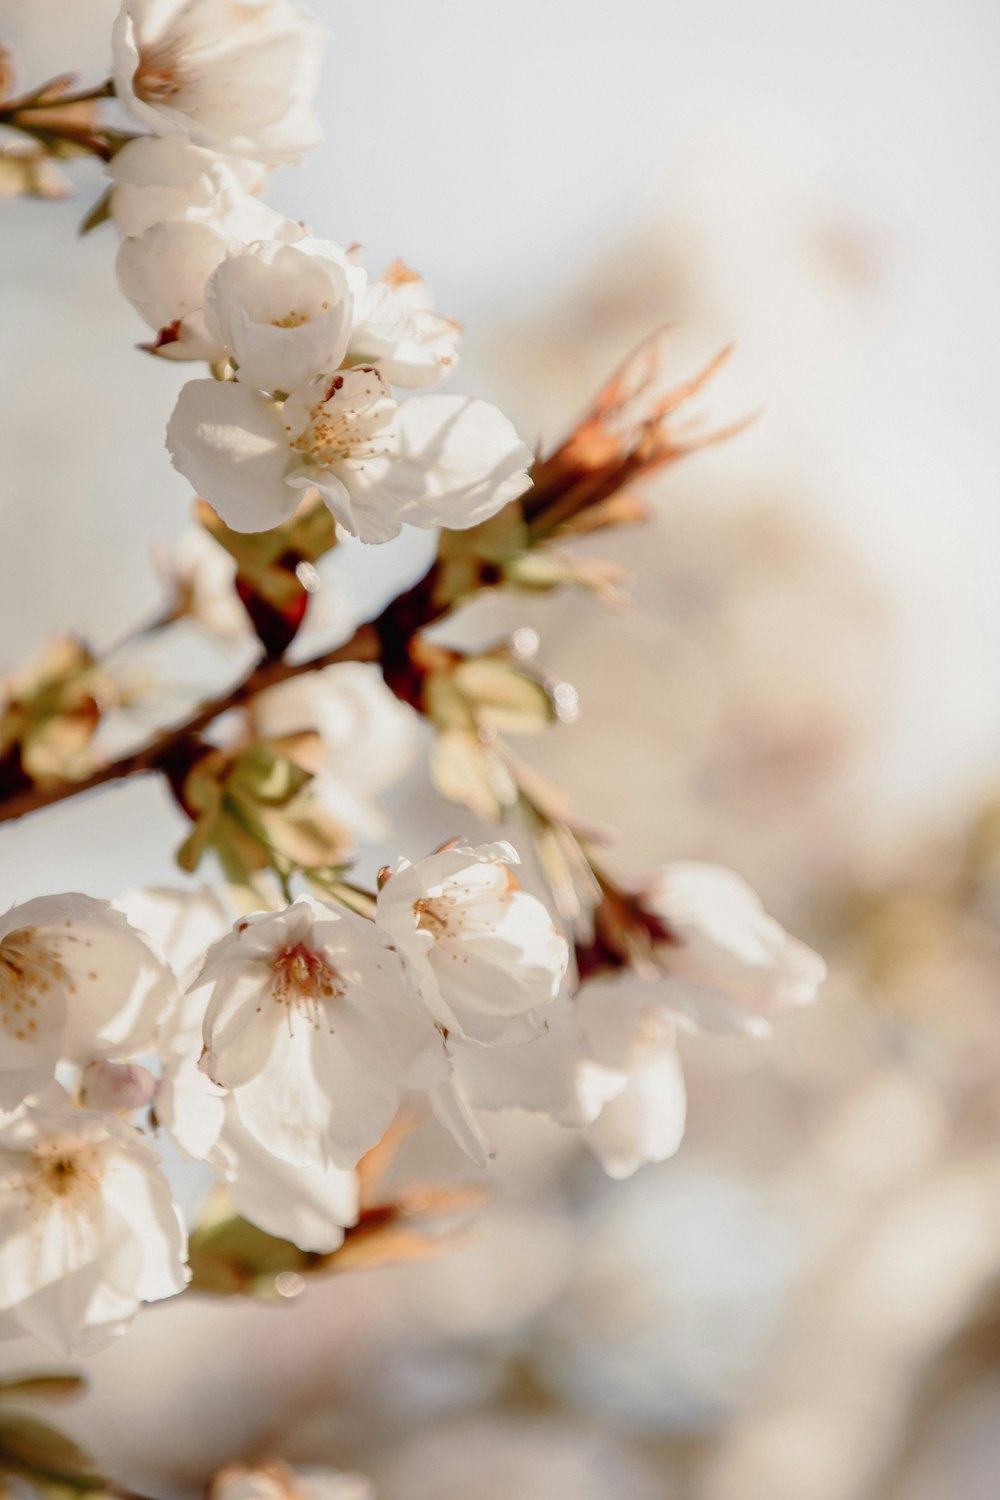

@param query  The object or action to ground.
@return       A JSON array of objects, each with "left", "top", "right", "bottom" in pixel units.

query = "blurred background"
[{"left": 3, "top": 1, "right": 1000, "bottom": 1496}]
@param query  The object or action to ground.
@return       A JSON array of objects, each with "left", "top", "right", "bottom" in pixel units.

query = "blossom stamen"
[
  {"left": 133, "top": 45, "right": 188, "bottom": 105},
  {"left": 270, "top": 941, "right": 344, "bottom": 1030},
  {"left": 0, "top": 928, "right": 74, "bottom": 1039},
  {"left": 29, "top": 1138, "right": 104, "bottom": 1209}
]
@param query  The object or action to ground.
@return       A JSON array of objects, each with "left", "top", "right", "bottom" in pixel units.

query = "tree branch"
[{"left": 0, "top": 624, "right": 382, "bottom": 827}]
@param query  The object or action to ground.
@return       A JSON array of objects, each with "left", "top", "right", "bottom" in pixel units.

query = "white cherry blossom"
[
  {"left": 203, "top": 238, "right": 355, "bottom": 395},
  {"left": 0, "top": 893, "right": 172, "bottom": 1112},
  {"left": 108, "top": 135, "right": 266, "bottom": 239},
  {"left": 376, "top": 841, "right": 569, "bottom": 1044},
  {"left": 647, "top": 863, "right": 827, "bottom": 1037},
  {"left": 0, "top": 1090, "right": 188, "bottom": 1356},
  {"left": 250, "top": 662, "right": 420, "bottom": 839},
  {"left": 121, "top": 886, "right": 360, "bottom": 1252},
  {"left": 349, "top": 261, "right": 462, "bottom": 389},
  {"left": 116, "top": 198, "right": 298, "bottom": 361},
  {"left": 574, "top": 983, "right": 687, "bottom": 1179},
  {"left": 453, "top": 981, "right": 686, "bottom": 1179},
  {"left": 166, "top": 370, "right": 534, "bottom": 540},
  {"left": 112, "top": 0, "right": 325, "bottom": 164},
  {"left": 197, "top": 895, "right": 447, "bottom": 1171}
]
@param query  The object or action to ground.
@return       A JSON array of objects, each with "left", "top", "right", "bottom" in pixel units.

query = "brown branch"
[{"left": 0, "top": 625, "right": 382, "bottom": 827}]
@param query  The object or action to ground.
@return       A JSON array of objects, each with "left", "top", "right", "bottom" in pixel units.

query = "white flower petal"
[
  {"left": 166, "top": 379, "right": 298, "bottom": 532},
  {"left": 342, "top": 395, "right": 533, "bottom": 536},
  {"left": 204, "top": 238, "right": 354, "bottom": 393}
]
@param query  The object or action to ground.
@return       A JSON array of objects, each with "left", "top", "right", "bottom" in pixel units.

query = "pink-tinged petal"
[{"left": 166, "top": 379, "right": 297, "bottom": 532}]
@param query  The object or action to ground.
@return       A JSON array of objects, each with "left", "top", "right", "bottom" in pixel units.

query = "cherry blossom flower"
[
  {"left": 108, "top": 135, "right": 266, "bottom": 239},
  {"left": 112, "top": 0, "right": 325, "bottom": 164},
  {"left": 574, "top": 983, "right": 687, "bottom": 1179},
  {"left": 117, "top": 886, "right": 360, "bottom": 1251},
  {"left": 348, "top": 260, "right": 462, "bottom": 389},
  {"left": 0, "top": 1089, "right": 188, "bottom": 1356},
  {"left": 647, "top": 863, "right": 827, "bottom": 1037},
  {"left": 197, "top": 895, "right": 447, "bottom": 1171},
  {"left": 210, "top": 1462, "right": 374, "bottom": 1500},
  {"left": 166, "top": 370, "right": 534, "bottom": 540},
  {"left": 453, "top": 980, "right": 686, "bottom": 1179},
  {"left": 203, "top": 238, "right": 355, "bottom": 395},
  {"left": 116, "top": 198, "right": 298, "bottom": 362},
  {"left": 251, "top": 663, "right": 420, "bottom": 839},
  {"left": 0, "top": 893, "right": 173, "bottom": 1112},
  {"left": 376, "top": 841, "right": 569, "bottom": 1044}
]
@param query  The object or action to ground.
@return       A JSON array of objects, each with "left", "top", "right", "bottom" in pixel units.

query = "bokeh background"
[{"left": 3, "top": 1, "right": 1000, "bottom": 1496}]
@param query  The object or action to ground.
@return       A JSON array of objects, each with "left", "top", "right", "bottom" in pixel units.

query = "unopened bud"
[{"left": 80, "top": 1060, "right": 157, "bottom": 1114}]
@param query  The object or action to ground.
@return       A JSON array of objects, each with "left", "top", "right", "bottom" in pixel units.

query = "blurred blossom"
[{"left": 377, "top": 1418, "right": 663, "bottom": 1500}]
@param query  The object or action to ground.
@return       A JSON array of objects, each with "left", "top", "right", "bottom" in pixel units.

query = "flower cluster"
[
  {"left": 0, "top": 842, "right": 573, "bottom": 1354},
  {"left": 0, "top": 839, "right": 825, "bottom": 1357},
  {"left": 0, "top": 0, "right": 831, "bottom": 1438},
  {"left": 108, "top": 0, "right": 533, "bottom": 543}
]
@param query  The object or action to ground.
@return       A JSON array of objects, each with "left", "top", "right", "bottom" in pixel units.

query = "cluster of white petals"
[
  {"left": 0, "top": 837, "right": 823, "bottom": 1354},
  {"left": 647, "top": 862, "right": 828, "bottom": 1037},
  {"left": 108, "top": 0, "right": 533, "bottom": 542},
  {"left": 112, "top": 0, "right": 324, "bottom": 163},
  {"left": 165, "top": 276, "right": 532, "bottom": 541},
  {"left": 0, "top": 0, "right": 831, "bottom": 1375},
  {"left": 375, "top": 841, "right": 569, "bottom": 1045},
  {"left": 0, "top": 893, "right": 172, "bottom": 1109},
  {"left": 0, "top": 1088, "right": 188, "bottom": 1357},
  {"left": 451, "top": 863, "right": 825, "bottom": 1177}
]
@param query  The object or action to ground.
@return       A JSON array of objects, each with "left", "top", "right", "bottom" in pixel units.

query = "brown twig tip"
[{"left": 524, "top": 333, "right": 748, "bottom": 538}]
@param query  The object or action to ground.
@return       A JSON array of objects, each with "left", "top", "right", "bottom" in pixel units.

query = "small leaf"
[
  {"left": 0, "top": 1412, "right": 103, "bottom": 1491},
  {"left": 429, "top": 729, "right": 518, "bottom": 822},
  {"left": 452, "top": 655, "right": 557, "bottom": 735}
]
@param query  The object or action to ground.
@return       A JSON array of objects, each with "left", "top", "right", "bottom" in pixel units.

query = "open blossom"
[
  {"left": 107, "top": 136, "right": 266, "bottom": 239},
  {"left": 197, "top": 896, "right": 447, "bottom": 1171},
  {"left": 0, "top": 1090, "right": 188, "bottom": 1357},
  {"left": 166, "top": 370, "right": 534, "bottom": 540},
  {"left": 116, "top": 199, "right": 298, "bottom": 362},
  {"left": 112, "top": 0, "right": 325, "bottom": 164},
  {"left": 348, "top": 261, "right": 462, "bottom": 389},
  {"left": 210, "top": 1462, "right": 374, "bottom": 1500},
  {"left": 203, "top": 238, "right": 355, "bottom": 395},
  {"left": 0, "top": 894, "right": 172, "bottom": 1111},
  {"left": 251, "top": 663, "right": 420, "bottom": 839},
  {"left": 118, "top": 885, "right": 360, "bottom": 1252},
  {"left": 647, "top": 863, "right": 827, "bottom": 1037},
  {"left": 376, "top": 841, "right": 569, "bottom": 1044}
]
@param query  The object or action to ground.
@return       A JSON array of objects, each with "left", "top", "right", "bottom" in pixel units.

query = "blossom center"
[
  {"left": 30, "top": 1138, "right": 104, "bottom": 1208},
  {"left": 414, "top": 896, "right": 462, "bottom": 942},
  {"left": 0, "top": 928, "right": 67, "bottom": 1041},
  {"left": 133, "top": 45, "right": 188, "bottom": 105},
  {"left": 287, "top": 375, "right": 393, "bottom": 468},
  {"left": 271, "top": 309, "right": 312, "bottom": 329},
  {"left": 270, "top": 942, "right": 344, "bottom": 1027}
]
